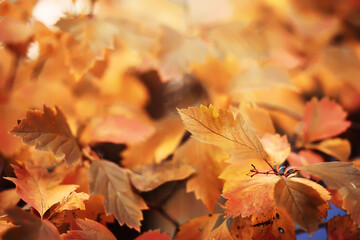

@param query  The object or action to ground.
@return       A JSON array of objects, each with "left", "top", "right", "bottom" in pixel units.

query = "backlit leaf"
[
  {"left": 88, "top": 159, "right": 148, "bottom": 231},
  {"left": 62, "top": 218, "right": 116, "bottom": 240},
  {"left": 306, "top": 138, "right": 351, "bottom": 161},
  {"left": 135, "top": 229, "right": 171, "bottom": 240},
  {"left": 10, "top": 105, "right": 81, "bottom": 165}
]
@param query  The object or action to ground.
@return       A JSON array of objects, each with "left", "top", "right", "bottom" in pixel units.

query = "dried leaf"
[
  {"left": 306, "top": 138, "right": 351, "bottom": 161},
  {"left": 178, "top": 105, "right": 268, "bottom": 162},
  {"left": 176, "top": 214, "right": 221, "bottom": 240},
  {"left": 130, "top": 161, "right": 195, "bottom": 192},
  {"left": 135, "top": 229, "right": 171, "bottom": 240},
  {"left": 274, "top": 177, "right": 330, "bottom": 233},
  {"left": 3, "top": 207, "right": 61, "bottom": 240},
  {"left": 88, "top": 159, "right": 148, "bottom": 231},
  {"left": 54, "top": 191, "right": 89, "bottom": 213},
  {"left": 0, "top": 189, "right": 20, "bottom": 215},
  {"left": 299, "top": 162, "right": 360, "bottom": 225},
  {"left": 327, "top": 215, "right": 360, "bottom": 240},
  {"left": 206, "top": 221, "right": 232, "bottom": 240},
  {"left": 173, "top": 138, "right": 229, "bottom": 212},
  {"left": 302, "top": 98, "right": 351, "bottom": 142},
  {"left": 4, "top": 164, "right": 78, "bottom": 217},
  {"left": 287, "top": 150, "right": 324, "bottom": 171},
  {"left": 229, "top": 216, "right": 253, "bottom": 240},
  {"left": 10, "top": 105, "right": 81, "bottom": 165},
  {"left": 260, "top": 134, "right": 290, "bottom": 166},
  {"left": 62, "top": 218, "right": 116, "bottom": 240}
]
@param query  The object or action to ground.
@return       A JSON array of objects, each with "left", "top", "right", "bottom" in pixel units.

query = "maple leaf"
[
  {"left": 62, "top": 218, "right": 116, "bottom": 240},
  {"left": 306, "top": 138, "right": 351, "bottom": 161},
  {"left": 274, "top": 177, "right": 331, "bottom": 233},
  {"left": 176, "top": 214, "right": 222, "bottom": 240},
  {"left": 299, "top": 162, "right": 360, "bottom": 225},
  {"left": 0, "top": 188, "right": 20, "bottom": 215},
  {"left": 173, "top": 138, "right": 229, "bottom": 212},
  {"left": 3, "top": 207, "right": 61, "bottom": 240},
  {"left": 54, "top": 191, "right": 89, "bottom": 213},
  {"left": 122, "top": 118, "right": 185, "bottom": 168},
  {"left": 135, "top": 229, "right": 171, "bottom": 240},
  {"left": 88, "top": 159, "right": 148, "bottom": 231},
  {"left": 129, "top": 161, "right": 195, "bottom": 192},
  {"left": 220, "top": 168, "right": 279, "bottom": 218},
  {"left": 327, "top": 215, "right": 360, "bottom": 240},
  {"left": 302, "top": 97, "right": 351, "bottom": 142},
  {"left": 178, "top": 105, "right": 269, "bottom": 164},
  {"left": 4, "top": 164, "right": 78, "bottom": 217},
  {"left": 10, "top": 105, "right": 81, "bottom": 165},
  {"left": 56, "top": 18, "right": 119, "bottom": 79}
]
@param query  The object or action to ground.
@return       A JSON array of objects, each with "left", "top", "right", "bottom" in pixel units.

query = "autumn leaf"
[
  {"left": 229, "top": 216, "right": 253, "bottom": 240},
  {"left": 54, "top": 191, "right": 89, "bottom": 213},
  {"left": 62, "top": 218, "right": 116, "bottom": 240},
  {"left": 178, "top": 105, "right": 268, "bottom": 163},
  {"left": 299, "top": 162, "right": 360, "bottom": 225},
  {"left": 260, "top": 133, "right": 290, "bottom": 166},
  {"left": 88, "top": 159, "right": 148, "bottom": 231},
  {"left": 135, "top": 229, "right": 171, "bottom": 240},
  {"left": 306, "top": 138, "right": 351, "bottom": 161},
  {"left": 302, "top": 97, "right": 351, "bottom": 142},
  {"left": 206, "top": 221, "right": 233, "bottom": 240},
  {"left": 10, "top": 105, "right": 81, "bottom": 165},
  {"left": 3, "top": 207, "right": 61, "bottom": 240},
  {"left": 0, "top": 18, "right": 33, "bottom": 44},
  {"left": 4, "top": 164, "right": 78, "bottom": 217},
  {"left": 56, "top": 18, "right": 119, "bottom": 79},
  {"left": 129, "top": 161, "right": 195, "bottom": 192},
  {"left": 176, "top": 214, "right": 222, "bottom": 240},
  {"left": 122, "top": 118, "right": 185, "bottom": 168},
  {"left": 327, "top": 215, "right": 360, "bottom": 240},
  {"left": 287, "top": 150, "right": 324, "bottom": 169},
  {"left": 274, "top": 177, "right": 331, "bottom": 233},
  {"left": 220, "top": 168, "right": 279, "bottom": 218},
  {"left": 173, "top": 138, "right": 229, "bottom": 212}
]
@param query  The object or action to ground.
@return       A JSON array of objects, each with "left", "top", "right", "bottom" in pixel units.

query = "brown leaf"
[
  {"left": 274, "top": 177, "right": 330, "bottom": 233},
  {"left": 3, "top": 207, "right": 61, "bottom": 240},
  {"left": 173, "top": 138, "right": 229, "bottom": 212},
  {"left": 306, "top": 138, "right": 351, "bottom": 161},
  {"left": 4, "top": 164, "right": 78, "bottom": 217},
  {"left": 130, "top": 161, "right": 195, "bottom": 192},
  {"left": 88, "top": 159, "right": 148, "bottom": 231},
  {"left": 302, "top": 98, "right": 351, "bottom": 142},
  {"left": 229, "top": 216, "right": 253, "bottom": 240},
  {"left": 62, "top": 218, "right": 116, "bottom": 240},
  {"left": 327, "top": 215, "right": 360, "bottom": 240},
  {"left": 299, "top": 162, "right": 360, "bottom": 225},
  {"left": 178, "top": 105, "right": 268, "bottom": 162},
  {"left": 10, "top": 105, "right": 81, "bottom": 165}
]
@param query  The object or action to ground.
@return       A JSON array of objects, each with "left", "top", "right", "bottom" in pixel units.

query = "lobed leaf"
[{"left": 10, "top": 105, "right": 81, "bottom": 165}]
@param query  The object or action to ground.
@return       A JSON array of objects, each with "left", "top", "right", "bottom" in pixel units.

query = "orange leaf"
[
  {"left": 299, "top": 162, "right": 360, "bottom": 225},
  {"left": 206, "top": 221, "right": 233, "bottom": 240},
  {"left": 3, "top": 207, "right": 61, "bottom": 240},
  {"left": 287, "top": 150, "right": 324, "bottom": 169},
  {"left": 178, "top": 105, "right": 268, "bottom": 163},
  {"left": 88, "top": 159, "right": 148, "bottom": 231},
  {"left": 221, "top": 169, "right": 279, "bottom": 218},
  {"left": 306, "top": 138, "right": 351, "bottom": 161},
  {"left": 4, "top": 164, "right": 78, "bottom": 217},
  {"left": 62, "top": 218, "right": 116, "bottom": 240},
  {"left": 130, "top": 161, "right": 195, "bottom": 192},
  {"left": 10, "top": 105, "right": 81, "bottom": 165},
  {"left": 54, "top": 191, "right": 89, "bottom": 213},
  {"left": 135, "top": 229, "right": 171, "bottom": 240},
  {"left": 274, "top": 177, "right": 330, "bottom": 233},
  {"left": 0, "top": 188, "right": 20, "bottom": 215},
  {"left": 229, "top": 216, "right": 253, "bottom": 240},
  {"left": 260, "top": 133, "right": 290, "bottom": 166},
  {"left": 0, "top": 18, "right": 33, "bottom": 43},
  {"left": 327, "top": 215, "right": 360, "bottom": 240},
  {"left": 173, "top": 138, "right": 229, "bottom": 212},
  {"left": 302, "top": 97, "right": 351, "bottom": 142}
]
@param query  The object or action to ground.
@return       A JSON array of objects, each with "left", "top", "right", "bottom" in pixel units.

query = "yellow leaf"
[
  {"left": 260, "top": 133, "right": 290, "bottom": 166},
  {"left": 306, "top": 138, "right": 351, "bottom": 161}
]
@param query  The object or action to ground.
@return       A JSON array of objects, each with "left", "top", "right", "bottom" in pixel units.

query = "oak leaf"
[
  {"left": 3, "top": 207, "right": 61, "bottom": 240},
  {"left": 327, "top": 215, "right": 360, "bottom": 240},
  {"left": 10, "top": 105, "right": 81, "bottom": 165},
  {"left": 88, "top": 159, "right": 148, "bottom": 231},
  {"left": 135, "top": 229, "right": 171, "bottom": 240},
  {"left": 299, "top": 162, "right": 360, "bottom": 225},
  {"left": 4, "top": 164, "right": 78, "bottom": 217},
  {"left": 173, "top": 138, "right": 229, "bottom": 212},
  {"left": 274, "top": 177, "right": 330, "bottom": 233},
  {"left": 62, "top": 218, "right": 116, "bottom": 240},
  {"left": 306, "top": 138, "right": 351, "bottom": 161},
  {"left": 302, "top": 97, "right": 351, "bottom": 142},
  {"left": 178, "top": 105, "right": 268, "bottom": 162},
  {"left": 130, "top": 161, "right": 195, "bottom": 192}
]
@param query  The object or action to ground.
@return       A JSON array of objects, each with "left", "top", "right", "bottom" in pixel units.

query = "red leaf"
[
  {"left": 135, "top": 229, "right": 171, "bottom": 240},
  {"left": 62, "top": 218, "right": 116, "bottom": 240}
]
